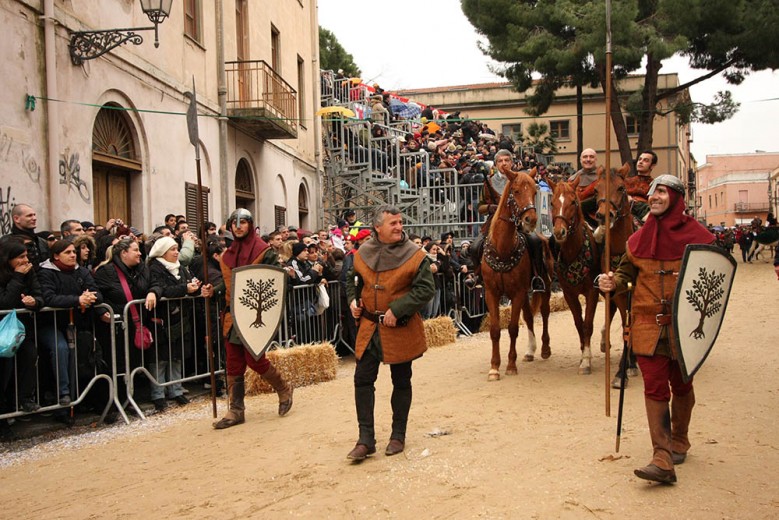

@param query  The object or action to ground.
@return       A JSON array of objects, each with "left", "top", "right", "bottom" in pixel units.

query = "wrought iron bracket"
[{"left": 69, "top": 26, "right": 157, "bottom": 66}]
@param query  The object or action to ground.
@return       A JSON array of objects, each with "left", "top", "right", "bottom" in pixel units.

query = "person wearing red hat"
[{"left": 598, "top": 175, "right": 715, "bottom": 484}]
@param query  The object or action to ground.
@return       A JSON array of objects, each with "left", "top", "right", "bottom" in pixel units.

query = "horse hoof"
[
  {"left": 611, "top": 375, "right": 627, "bottom": 389},
  {"left": 541, "top": 346, "right": 551, "bottom": 359},
  {"left": 627, "top": 368, "right": 639, "bottom": 377},
  {"left": 488, "top": 369, "right": 500, "bottom": 381},
  {"left": 578, "top": 366, "right": 592, "bottom": 375},
  {"left": 506, "top": 368, "right": 518, "bottom": 376},
  {"left": 522, "top": 355, "right": 534, "bottom": 362}
]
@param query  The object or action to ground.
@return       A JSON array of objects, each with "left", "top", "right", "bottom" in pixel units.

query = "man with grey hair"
[{"left": 345, "top": 205, "right": 435, "bottom": 461}]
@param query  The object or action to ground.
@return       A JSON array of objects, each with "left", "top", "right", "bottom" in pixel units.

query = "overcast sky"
[{"left": 318, "top": 0, "right": 779, "bottom": 164}]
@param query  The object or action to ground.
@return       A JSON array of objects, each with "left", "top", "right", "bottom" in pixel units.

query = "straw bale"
[
  {"left": 245, "top": 342, "right": 338, "bottom": 396},
  {"left": 423, "top": 316, "right": 457, "bottom": 348},
  {"left": 549, "top": 292, "right": 569, "bottom": 313},
  {"left": 478, "top": 305, "right": 516, "bottom": 332}
]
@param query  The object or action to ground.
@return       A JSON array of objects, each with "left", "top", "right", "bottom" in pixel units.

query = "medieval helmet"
[
  {"left": 648, "top": 174, "right": 685, "bottom": 196},
  {"left": 227, "top": 208, "right": 253, "bottom": 229}
]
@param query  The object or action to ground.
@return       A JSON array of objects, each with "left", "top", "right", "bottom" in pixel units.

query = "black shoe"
[
  {"left": 21, "top": 399, "right": 41, "bottom": 413},
  {"left": 152, "top": 398, "right": 167, "bottom": 411},
  {"left": 173, "top": 395, "right": 190, "bottom": 406},
  {"left": 0, "top": 421, "right": 18, "bottom": 442}
]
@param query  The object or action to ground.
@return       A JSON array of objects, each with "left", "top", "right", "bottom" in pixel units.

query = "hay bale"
[
  {"left": 550, "top": 292, "right": 569, "bottom": 313},
  {"left": 245, "top": 342, "right": 338, "bottom": 396},
  {"left": 423, "top": 315, "right": 457, "bottom": 348},
  {"left": 479, "top": 305, "right": 517, "bottom": 332}
]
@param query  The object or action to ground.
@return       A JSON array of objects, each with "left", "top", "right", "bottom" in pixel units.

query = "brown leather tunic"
[
  {"left": 626, "top": 249, "right": 681, "bottom": 357},
  {"left": 353, "top": 249, "right": 428, "bottom": 364}
]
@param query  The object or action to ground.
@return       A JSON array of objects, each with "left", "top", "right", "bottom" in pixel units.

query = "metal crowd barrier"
[
  {"left": 0, "top": 305, "right": 116, "bottom": 423},
  {"left": 122, "top": 295, "right": 226, "bottom": 420},
  {"left": 452, "top": 272, "right": 487, "bottom": 336}
]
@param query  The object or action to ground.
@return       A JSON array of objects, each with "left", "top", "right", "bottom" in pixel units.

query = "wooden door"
[{"left": 93, "top": 166, "right": 130, "bottom": 225}]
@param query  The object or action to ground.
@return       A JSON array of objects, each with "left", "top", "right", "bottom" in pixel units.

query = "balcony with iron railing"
[
  {"left": 733, "top": 202, "right": 769, "bottom": 212},
  {"left": 225, "top": 60, "right": 298, "bottom": 140}
]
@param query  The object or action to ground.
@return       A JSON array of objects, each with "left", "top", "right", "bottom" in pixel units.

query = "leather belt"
[
  {"left": 360, "top": 311, "right": 409, "bottom": 327},
  {"left": 635, "top": 314, "right": 672, "bottom": 326}
]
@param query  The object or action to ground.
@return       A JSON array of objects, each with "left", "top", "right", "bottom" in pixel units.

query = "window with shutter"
[
  {"left": 185, "top": 182, "right": 210, "bottom": 226},
  {"left": 274, "top": 205, "right": 286, "bottom": 229}
]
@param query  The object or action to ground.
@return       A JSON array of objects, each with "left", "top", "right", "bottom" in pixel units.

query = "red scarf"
[
  {"left": 628, "top": 191, "right": 714, "bottom": 260},
  {"left": 53, "top": 259, "right": 77, "bottom": 272},
  {"left": 221, "top": 230, "right": 268, "bottom": 269}
]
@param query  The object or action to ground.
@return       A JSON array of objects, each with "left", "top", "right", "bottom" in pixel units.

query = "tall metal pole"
[
  {"left": 604, "top": 0, "right": 613, "bottom": 417},
  {"left": 187, "top": 78, "right": 218, "bottom": 418}
]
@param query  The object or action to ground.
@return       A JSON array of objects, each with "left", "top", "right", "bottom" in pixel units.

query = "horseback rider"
[
  {"left": 472, "top": 149, "right": 546, "bottom": 292},
  {"left": 568, "top": 148, "right": 600, "bottom": 231},
  {"left": 625, "top": 150, "right": 658, "bottom": 227}
]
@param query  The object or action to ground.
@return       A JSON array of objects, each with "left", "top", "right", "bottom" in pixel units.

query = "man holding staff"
[{"left": 598, "top": 175, "right": 715, "bottom": 484}]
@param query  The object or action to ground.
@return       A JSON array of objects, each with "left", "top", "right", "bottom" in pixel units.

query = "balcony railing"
[
  {"left": 733, "top": 202, "right": 769, "bottom": 212},
  {"left": 225, "top": 60, "right": 297, "bottom": 139}
]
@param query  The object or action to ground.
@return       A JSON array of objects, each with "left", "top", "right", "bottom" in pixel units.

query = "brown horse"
[
  {"left": 594, "top": 163, "right": 638, "bottom": 385},
  {"left": 481, "top": 168, "right": 549, "bottom": 381},
  {"left": 547, "top": 177, "right": 601, "bottom": 374}
]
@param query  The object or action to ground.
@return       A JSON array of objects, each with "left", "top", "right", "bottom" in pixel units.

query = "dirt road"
[{"left": 0, "top": 260, "right": 777, "bottom": 519}]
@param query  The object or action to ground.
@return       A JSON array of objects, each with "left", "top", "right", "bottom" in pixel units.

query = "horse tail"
[{"left": 530, "top": 292, "right": 543, "bottom": 316}]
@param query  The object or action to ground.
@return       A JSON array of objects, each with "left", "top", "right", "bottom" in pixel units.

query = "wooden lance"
[{"left": 186, "top": 78, "right": 218, "bottom": 418}]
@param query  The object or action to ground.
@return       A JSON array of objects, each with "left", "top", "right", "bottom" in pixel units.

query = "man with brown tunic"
[
  {"left": 598, "top": 175, "right": 715, "bottom": 484},
  {"left": 345, "top": 205, "right": 435, "bottom": 461}
]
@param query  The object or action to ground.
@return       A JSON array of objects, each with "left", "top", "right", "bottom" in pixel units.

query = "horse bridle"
[
  {"left": 596, "top": 184, "right": 629, "bottom": 220},
  {"left": 500, "top": 188, "right": 536, "bottom": 229},
  {"left": 552, "top": 193, "right": 579, "bottom": 235}
]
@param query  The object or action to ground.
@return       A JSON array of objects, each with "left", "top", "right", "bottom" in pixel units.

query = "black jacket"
[
  {"left": 38, "top": 260, "right": 104, "bottom": 329},
  {"left": 94, "top": 259, "right": 151, "bottom": 316}
]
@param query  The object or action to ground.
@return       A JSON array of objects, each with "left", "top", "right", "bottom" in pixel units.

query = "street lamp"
[{"left": 68, "top": 0, "right": 173, "bottom": 66}]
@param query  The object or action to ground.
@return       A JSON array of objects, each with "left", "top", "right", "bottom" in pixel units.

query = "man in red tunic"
[
  {"left": 598, "top": 175, "right": 715, "bottom": 483},
  {"left": 213, "top": 209, "right": 293, "bottom": 429}
]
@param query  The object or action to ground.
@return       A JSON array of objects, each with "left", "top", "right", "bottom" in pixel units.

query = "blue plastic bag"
[{"left": 0, "top": 309, "right": 26, "bottom": 358}]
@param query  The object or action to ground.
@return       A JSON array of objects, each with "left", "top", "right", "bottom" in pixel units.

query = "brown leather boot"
[
  {"left": 261, "top": 364, "right": 294, "bottom": 416},
  {"left": 671, "top": 389, "right": 695, "bottom": 464},
  {"left": 213, "top": 375, "right": 245, "bottom": 429},
  {"left": 634, "top": 397, "right": 677, "bottom": 484}
]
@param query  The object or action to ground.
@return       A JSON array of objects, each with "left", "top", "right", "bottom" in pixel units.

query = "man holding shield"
[
  {"left": 598, "top": 175, "right": 715, "bottom": 484},
  {"left": 213, "top": 208, "right": 293, "bottom": 429}
]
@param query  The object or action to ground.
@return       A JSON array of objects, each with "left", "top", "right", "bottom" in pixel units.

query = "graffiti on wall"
[
  {"left": 0, "top": 130, "right": 40, "bottom": 184},
  {"left": 59, "top": 148, "right": 90, "bottom": 203},
  {"left": 0, "top": 185, "right": 15, "bottom": 235}
]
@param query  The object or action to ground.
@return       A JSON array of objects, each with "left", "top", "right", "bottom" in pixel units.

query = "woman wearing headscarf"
[{"left": 147, "top": 235, "right": 212, "bottom": 411}]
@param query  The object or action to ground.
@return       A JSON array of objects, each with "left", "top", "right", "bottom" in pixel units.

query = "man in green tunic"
[{"left": 345, "top": 205, "right": 435, "bottom": 461}]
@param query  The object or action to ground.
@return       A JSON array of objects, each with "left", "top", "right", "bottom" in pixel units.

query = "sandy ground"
[{"left": 0, "top": 259, "right": 777, "bottom": 519}]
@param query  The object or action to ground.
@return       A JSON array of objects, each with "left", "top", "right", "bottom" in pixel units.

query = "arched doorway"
[
  {"left": 298, "top": 183, "right": 309, "bottom": 230},
  {"left": 235, "top": 159, "right": 255, "bottom": 215},
  {"left": 92, "top": 105, "right": 141, "bottom": 225}
]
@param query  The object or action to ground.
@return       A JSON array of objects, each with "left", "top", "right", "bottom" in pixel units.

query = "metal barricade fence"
[
  {"left": 0, "top": 305, "right": 116, "bottom": 423},
  {"left": 286, "top": 281, "right": 344, "bottom": 347},
  {"left": 452, "top": 272, "right": 487, "bottom": 336},
  {"left": 122, "top": 295, "right": 226, "bottom": 420}
]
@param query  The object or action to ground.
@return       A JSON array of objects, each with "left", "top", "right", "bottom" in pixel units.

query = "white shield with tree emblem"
[
  {"left": 231, "top": 265, "right": 288, "bottom": 360},
  {"left": 673, "top": 244, "right": 737, "bottom": 383}
]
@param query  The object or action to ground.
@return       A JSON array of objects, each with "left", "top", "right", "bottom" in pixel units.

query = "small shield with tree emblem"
[
  {"left": 231, "top": 265, "right": 288, "bottom": 360},
  {"left": 673, "top": 244, "right": 737, "bottom": 383}
]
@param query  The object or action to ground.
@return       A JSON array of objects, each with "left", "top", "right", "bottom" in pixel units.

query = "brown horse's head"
[
  {"left": 499, "top": 167, "right": 538, "bottom": 234},
  {"left": 594, "top": 162, "right": 631, "bottom": 227},
  {"left": 548, "top": 176, "right": 581, "bottom": 243}
]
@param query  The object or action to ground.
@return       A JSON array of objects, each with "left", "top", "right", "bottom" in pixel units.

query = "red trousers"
[
  {"left": 225, "top": 340, "right": 270, "bottom": 377},
  {"left": 636, "top": 354, "right": 693, "bottom": 402}
]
